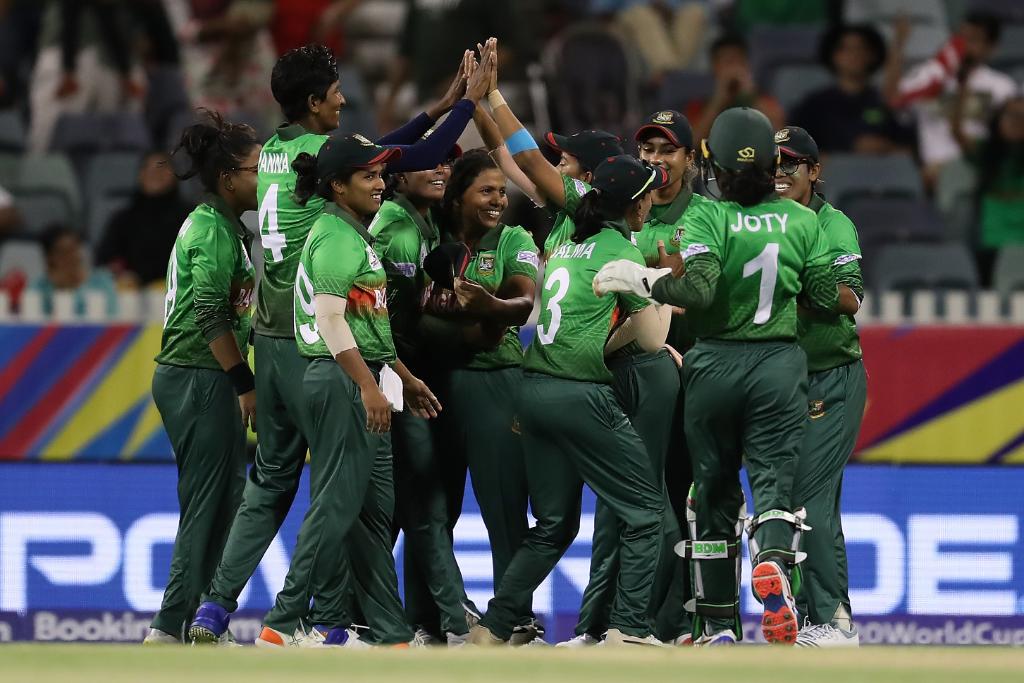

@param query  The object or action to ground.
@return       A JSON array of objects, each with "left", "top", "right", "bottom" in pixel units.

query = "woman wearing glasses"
[{"left": 146, "top": 111, "right": 260, "bottom": 644}]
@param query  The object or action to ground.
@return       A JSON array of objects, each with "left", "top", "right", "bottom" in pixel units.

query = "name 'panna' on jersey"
[
  {"left": 679, "top": 196, "right": 830, "bottom": 342},
  {"left": 525, "top": 224, "right": 648, "bottom": 384},
  {"left": 255, "top": 124, "right": 329, "bottom": 338}
]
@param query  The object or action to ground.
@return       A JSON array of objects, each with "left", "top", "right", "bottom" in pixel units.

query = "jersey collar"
[
  {"left": 647, "top": 185, "right": 693, "bottom": 227},
  {"left": 475, "top": 223, "right": 505, "bottom": 252},
  {"left": 808, "top": 192, "right": 827, "bottom": 214},
  {"left": 603, "top": 218, "right": 632, "bottom": 240},
  {"left": 325, "top": 202, "right": 375, "bottom": 244},
  {"left": 276, "top": 123, "right": 309, "bottom": 141},
  {"left": 393, "top": 192, "right": 439, "bottom": 242},
  {"left": 202, "top": 193, "right": 248, "bottom": 240}
]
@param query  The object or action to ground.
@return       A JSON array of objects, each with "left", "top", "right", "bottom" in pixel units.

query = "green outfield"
[{"left": 1, "top": 645, "right": 1022, "bottom": 683}]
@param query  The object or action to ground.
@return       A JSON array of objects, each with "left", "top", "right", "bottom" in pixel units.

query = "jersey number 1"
[
  {"left": 742, "top": 242, "right": 779, "bottom": 325},
  {"left": 259, "top": 183, "right": 286, "bottom": 263}
]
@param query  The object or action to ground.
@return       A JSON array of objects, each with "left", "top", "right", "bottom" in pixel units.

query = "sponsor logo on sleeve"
[
  {"left": 516, "top": 251, "right": 539, "bottom": 268},
  {"left": 393, "top": 262, "right": 416, "bottom": 277},
  {"left": 833, "top": 253, "right": 862, "bottom": 267},
  {"left": 572, "top": 179, "right": 588, "bottom": 197},
  {"left": 681, "top": 243, "right": 709, "bottom": 259}
]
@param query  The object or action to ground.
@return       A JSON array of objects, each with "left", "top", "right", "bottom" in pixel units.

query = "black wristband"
[{"left": 226, "top": 362, "right": 255, "bottom": 396}]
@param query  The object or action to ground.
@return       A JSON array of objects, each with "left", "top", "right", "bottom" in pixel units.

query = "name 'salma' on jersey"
[
  {"left": 728, "top": 212, "right": 789, "bottom": 234},
  {"left": 259, "top": 152, "right": 291, "bottom": 175},
  {"left": 550, "top": 241, "right": 597, "bottom": 260}
]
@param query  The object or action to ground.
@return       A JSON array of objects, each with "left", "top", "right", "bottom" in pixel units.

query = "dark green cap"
[
  {"left": 635, "top": 109, "right": 694, "bottom": 150},
  {"left": 774, "top": 125, "right": 819, "bottom": 163},
  {"left": 544, "top": 130, "right": 623, "bottom": 173},
  {"left": 703, "top": 107, "right": 777, "bottom": 172},
  {"left": 317, "top": 133, "right": 401, "bottom": 176},
  {"left": 591, "top": 154, "right": 670, "bottom": 203}
]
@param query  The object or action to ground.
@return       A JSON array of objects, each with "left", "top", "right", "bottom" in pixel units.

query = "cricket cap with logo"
[
  {"left": 316, "top": 133, "right": 401, "bottom": 176},
  {"left": 543, "top": 130, "right": 623, "bottom": 173},
  {"left": 703, "top": 107, "right": 777, "bottom": 172},
  {"left": 774, "top": 126, "right": 819, "bottom": 163},
  {"left": 591, "top": 154, "right": 670, "bottom": 203},
  {"left": 634, "top": 109, "right": 694, "bottom": 150}
]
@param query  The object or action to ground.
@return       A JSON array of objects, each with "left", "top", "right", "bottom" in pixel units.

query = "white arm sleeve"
[
  {"left": 489, "top": 146, "right": 546, "bottom": 208},
  {"left": 604, "top": 302, "right": 672, "bottom": 355},
  {"left": 314, "top": 293, "right": 357, "bottom": 356}
]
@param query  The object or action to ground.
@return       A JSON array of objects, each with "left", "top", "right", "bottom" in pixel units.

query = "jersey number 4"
[
  {"left": 536, "top": 267, "right": 570, "bottom": 345},
  {"left": 742, "top": 242, "right": 779, "bottom": 325},
  {"left": 259, "top": 183, "right": 286, "bottom": 263}
]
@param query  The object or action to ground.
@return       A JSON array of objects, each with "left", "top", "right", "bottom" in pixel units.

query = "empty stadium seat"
[
  {"left": 993, "top": 245, "right": 1024, "bottom": 302},
  {"left": 0, "top": 152, "right": 18, "bottom": 188},
  {"left": 822, "top": 153, "right": 924, "bottom": 208},
  {"left": 0, "top": 238, "right": 45, "bottom": 281},
  {"left": 748, "top": 25, "right": 823, "bottom": 88},
  {"left": 655, "top": 70, "right": 715, "bottom": 113},
  {"left": 935, "top": 158, "right": 978, "bottom": 242},
  {"left": 14, "top": 193, "right": 73, "bottom": 235},
  {"left": 84, "top": 152, "right": 142, "bottom": 204},
  {"left": 51, "top": 112, "right": 152, "bottom": 158},
  {"left": 87, "top": 194, "right": 130, "bottom": 243},
  {"left": 870, "top": 242, "right": 979, "bottom": 293},
  {"left": 771, "top": 64, "right": 833, "bottom": 112},
  {"left": 991, "top": 25, "right": 1024, "bottom": 69},
  {"left": 14, "top": 154, "right": 81, "bottom": 214},
  {"left": 0, "top": 109, "right": 26, "bottom": 153},
  {"left": 843, "top": 196, "right": 945, "bottom": 247}
]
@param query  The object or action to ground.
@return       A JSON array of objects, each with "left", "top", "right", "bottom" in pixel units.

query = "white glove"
[
  {"left": 378, "top": 364, "right": 404, "bottom": 412},
  {"left": 593, "top": 260, "right": 671, "bottom": 298}
]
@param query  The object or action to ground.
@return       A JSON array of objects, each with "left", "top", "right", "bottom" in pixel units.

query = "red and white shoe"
[
  {"left": 752, "top": 560, "right": 799, "bottom": 645},
  {"left": 255, "top": 625, "right": 300, "bottom": 648}
]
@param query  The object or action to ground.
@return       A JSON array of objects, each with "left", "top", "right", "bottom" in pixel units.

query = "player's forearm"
[
  {"left": 377, "top": 111, "right": 435, "bottom": 146},
  {"left": 835, "top": 261, "right": 864, "bottom": 314},
  {"left": 335, "top": 348, "right": 378, "bottom": 391},
  {"left": 650, "top": 253, "right": 720, "bottom": 310},
  {"left": 207, "top": 332, "right": 247, "bottom": 372},
  {"left": 194, "top": 296, "right": 233, "bottom": 343},
  {"left": 488, "top": 94, "right": 565, "bottom": 207},
  {"left": 387, "top": 100, "right": 474, "bottom": 172},
  {"left": 605, "top": 303, "right": 671, "bottom": 355},
  {"left": 803, "top": 264, "right": 841, "bottom": 313},
  {"left": 838, "top": 285, "right": 861, "bottom": 315},
  {"left": 478, "top": 294, "right": 533, "bottom": 327}
]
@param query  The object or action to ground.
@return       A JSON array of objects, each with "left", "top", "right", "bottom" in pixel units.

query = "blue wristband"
[{"left": 505, "top": 128, "right": 539, "bottom": 156}]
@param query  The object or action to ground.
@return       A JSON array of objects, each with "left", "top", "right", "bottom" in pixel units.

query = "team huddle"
[{"left": 144, "top": 37, "right": 865, "bottom": 651}]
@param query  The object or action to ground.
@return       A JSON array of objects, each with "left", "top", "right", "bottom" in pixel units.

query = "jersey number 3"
[
  {"left": 537, "top": 267, "right": 570, "bottom": 345},
  {"left": 742, "top": 242, "right": 779, "bottom": 325}
]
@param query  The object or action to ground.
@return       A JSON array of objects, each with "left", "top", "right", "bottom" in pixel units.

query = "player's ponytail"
[
  {"left": 291, "top": 151, "right": 359, "bottom": 206},
  {"left": 173, "top": 109, "right": 258, "bottom": 193},
  {"left": 572, "top": 190, "right": 633, "bottom": 243},
  {"left": 717, "top": 165, "right": 775, "bottom": 207}
]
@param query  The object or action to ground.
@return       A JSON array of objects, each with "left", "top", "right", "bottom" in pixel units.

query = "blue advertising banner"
[{"left": 0, "top": 464, "right": 1022, "bottom": 644}]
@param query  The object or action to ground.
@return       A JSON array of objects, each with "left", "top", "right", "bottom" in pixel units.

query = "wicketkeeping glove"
[{"left": 593, "top": 260, "right": 671, "bottom": 298}]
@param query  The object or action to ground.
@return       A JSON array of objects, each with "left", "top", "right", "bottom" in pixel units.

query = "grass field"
[{"left": 1, "top": 645, "right": 1023, "bottom": 683}]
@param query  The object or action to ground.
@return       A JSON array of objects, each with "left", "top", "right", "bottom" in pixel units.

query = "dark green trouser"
[
  {"left": 794, "top": 360, "right": 866, "bottom": 625},
  {"left": 392, "top": 405, "right": 470, "bottom": 636},
  {"left": 480, "top": 373, "right": 664, "bottom": 640},
  {"left": 151, "top": 364, "right": 246, "bottom": 638},
  {"left": 445, "top": 367, "right": 531, "bottom": 617},
  {"left": 574, "top": 351, "right": 687, "bottom": 641},
  {"left": 264, "top": 359, "right": 412, "bottom": 644},
  {"left": 682, "top": 340, "right": 807, "bottom": 632}
]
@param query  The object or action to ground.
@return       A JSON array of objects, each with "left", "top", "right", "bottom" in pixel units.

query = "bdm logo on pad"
[{"left": 737, "top": 147, "right": 756, "bottom": 162}]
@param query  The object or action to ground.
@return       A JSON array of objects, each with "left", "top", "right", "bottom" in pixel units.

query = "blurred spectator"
[
  {"left": 179, "top": 0, "right": 277, "bottom": 134},
  {"left": 687, "top": 33, "right": 784, "bottom": 143},
  {"left": 269, "top": 0, "right": 364, "bottom": 56},
  {"left": 952, "top": 93, "right": 1024, "bottom": 281},
  {"left": 588, "top": 1, "right": 707, "bottom": 82},
  {"left": 884, "top": 11, "right": 1018, "bottom": 186},
  {"left": 28, "top": 225, "right": 117, "bottom": 316},
  {"left": 27, "top": 1, "right": 146, "bottom": 154},
  {"left": 95, "top": 151, "right": 191, "bottom": 289},
  {"left": 790, "top": 24, "right": 912, "bottom": 155},
  {"left": 379, "top": 0, "right": 528, "bottom": 132},
  {"left": 0, "top": 182, "right": 21, "bottom": 235}
]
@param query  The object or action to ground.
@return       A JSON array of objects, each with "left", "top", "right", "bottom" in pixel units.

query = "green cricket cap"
[{"left": 703, "top": 107, "right": 777, "bottom": 172}]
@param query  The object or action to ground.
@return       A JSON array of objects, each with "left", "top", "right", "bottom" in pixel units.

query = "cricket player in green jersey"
[
  {"left": 595, "top": 107, "right": 842, "bottom": 646},
  {"left": 773, "top": 126, "right": 865, "bottom": 648},
  {"left": 190, "top": 45, "right": 486, "bottom": 646},
  {"left": 256, "top": 134, "right": 442, "bottom": 648},
  {"left": 144, "top": 113, "right": 260, "bottom": 645},
  {"left": 417, "top": 149, "right": 541, "bottom": 645},
  {"left": 370, "top": 138, "right": 475, "bottom": 645},
  {"left": 470, "top": 154, "right": 671, "bottom": 648}
]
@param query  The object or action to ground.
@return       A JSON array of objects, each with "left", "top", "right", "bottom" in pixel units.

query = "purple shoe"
[
  {"left": 314, "top": 625, "right": 352, "bottom": 647},
  {"left": 189, "top": 602, "right": 230, "bottom": 644}
]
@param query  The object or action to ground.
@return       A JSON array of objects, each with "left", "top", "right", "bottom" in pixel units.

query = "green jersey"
[
  {"left": 293, "top": 205, "right": 396, "bottom": 364},
  {"left": 255, "top": 124, "right": 329, "bottom": 337},
  {"left": 798, "top": 195, "right": 864, "bottom": 373},
  {"left": 526, "top": 223, "right": 649, "bottom": 383},
  {"left": 542, "top": 175, "right": 591, "bottom": 258},
  {"left": 679, "top": 196, "right": 830, "bottom": 342},
  {"left": 369, "top": 194, "right": 443, "bottom": 361},
  {"left": 157, "top": 196, "right": 255, "bottom": 369}
]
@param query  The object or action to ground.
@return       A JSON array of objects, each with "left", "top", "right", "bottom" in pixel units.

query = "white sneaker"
[
  {"left": 255, "top": 625, "right": 301, "bottom": 648},
  {"left": 143, "top": 628, "right": 179, "bottom": 645},
  {"left": 412, "top": 629, "right": 442, "bottom": 647},
  {"left": 555, "top": 633, "right": 601, "bottom": 648},
  {"left": 672, "top": 633, "right": 694, "bottom": 646},
  {"left": 693, "top": 630, "right": 737, "bottom": 647},
  {"left": 795, "top": 622, "right": 860, "bottom": 648},
  {"left": 446, "top": 631, "right": 468, "bottom": 647},
  {"left": 216, "top": 630, "right": 242, "bottom": 648},
  {"left": 600, "top": 628, "right": 663, "bottom": 647}
]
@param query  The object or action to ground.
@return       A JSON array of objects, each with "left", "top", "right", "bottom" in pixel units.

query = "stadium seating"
[
  {"left": 748, "top": 25, "right": 823, "bottom": 89},
  {"left": 993, "top": 245, "right": 1024, "bottom": 303},
  {"left": 0, "top": 108, "right": 26, "bottom": 153},
  {"left": 87, "top": 194, "right": 129, "bottom": 244},
  {"left": 869, "top": 243, "right": 979, "bottom": 314},
  {"left": 84, "top": 152, "right": 142, "bottom": 205},
  {"left": 0, "top": 152, "right": 18, "bottom": 188},
  {"left": 770, "top": 64, "right": 833, "bottom": 112},
  {"left": 0, "top": 238, "right": 45, "bottom": 281},
  {"left": 654, "top": 70, "right": 715, "bottom": 115},
  {"left": 843, "top": 196, "right": 945, "bottom": 248},
  {"left": 847, "top": 0, "right": 950, "bottom": 61},
  {"left": 13, "top": 153, "right": 81, "bottom": 215},
  {"left": 935, "top": 158, "right": 978, "bottom": 242},
  {"left": 823, "top": 153, "right": 924, "bottom": 209},
  {"left": 13, "top": 193, "right": 73, "bottom": 235}
]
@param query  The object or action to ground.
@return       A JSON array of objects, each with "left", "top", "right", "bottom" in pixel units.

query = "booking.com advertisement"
[{"left": 0, "top": 464, "right": 1022, "bottom": 645}]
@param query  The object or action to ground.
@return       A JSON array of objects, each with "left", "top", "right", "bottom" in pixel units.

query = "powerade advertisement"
[{"left": 0, "top": 463, "right": 1022, "bottom": 645}]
